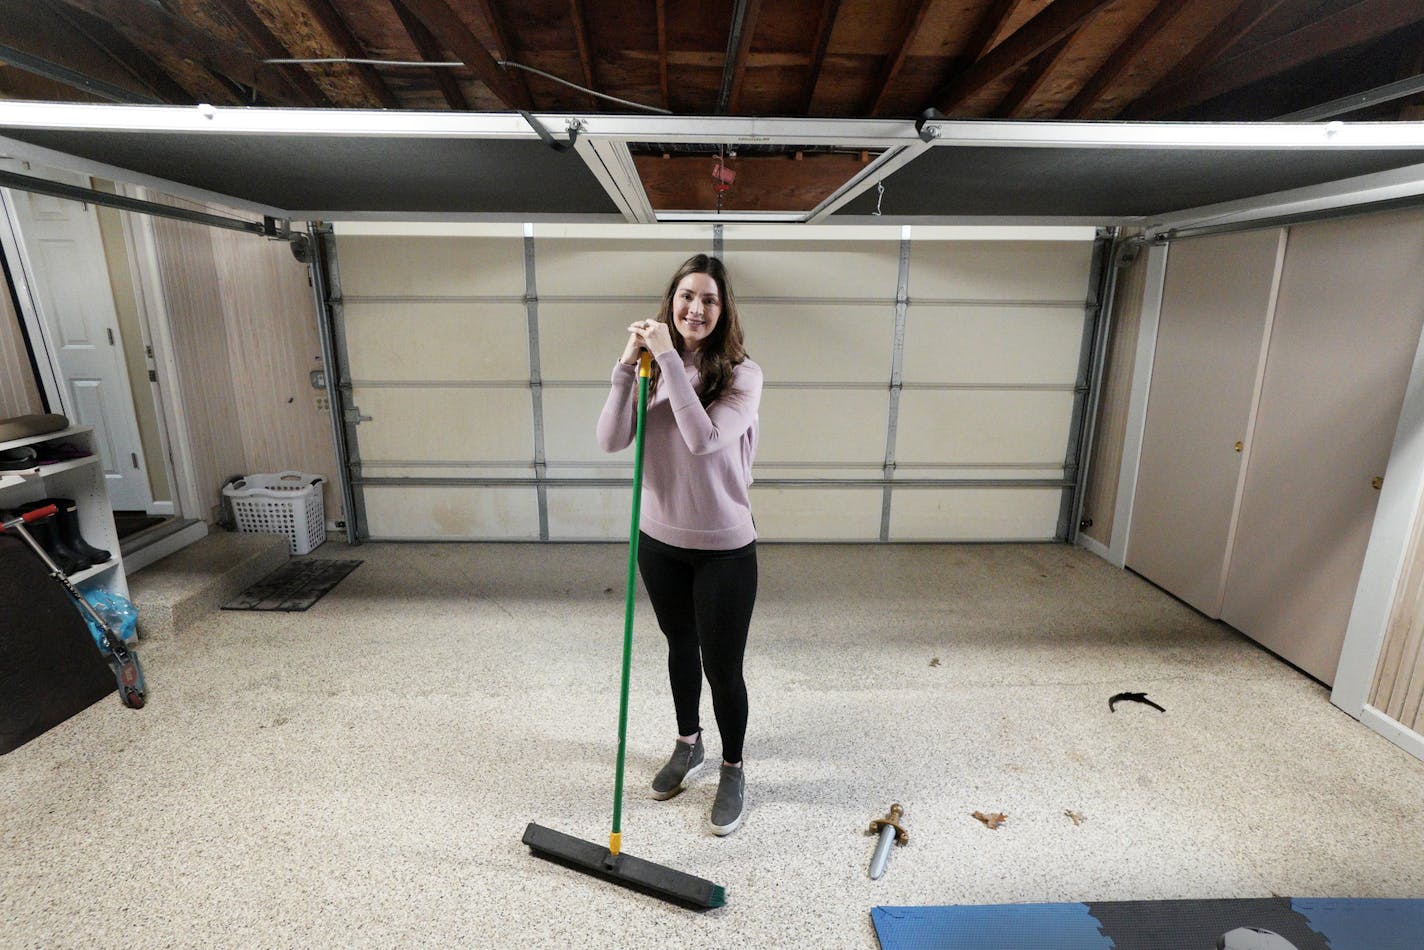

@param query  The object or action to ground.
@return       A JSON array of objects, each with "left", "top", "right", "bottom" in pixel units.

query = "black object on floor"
[
  {"left": 0, "top": 535, "right": 115, "bottom": 754},
  {"left": 222, "top": 558, "right": 362, "bottom": 611}
]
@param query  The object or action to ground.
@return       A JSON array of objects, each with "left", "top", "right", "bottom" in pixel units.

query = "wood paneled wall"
[
  {"left": 1078, "top": 237, "right": 1148, "bottom": 548},
  {"left": 0, "top": 262, "right": 43, "bottom": 419},
  {"left": 1372, "top": 478, "right": 1424, "bottom": 733},
  {"left": 146, "top": 202, "right": 338, "bottom": 525}
]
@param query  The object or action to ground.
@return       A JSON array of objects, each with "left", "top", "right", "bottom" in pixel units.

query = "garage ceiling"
[{"left": 2, "top": 1, "right": 1424, "bottom": 224}]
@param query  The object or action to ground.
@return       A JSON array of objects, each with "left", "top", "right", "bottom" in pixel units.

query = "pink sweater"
[{"left": 596, "top": 349, "right": 762, "bottom": 550}]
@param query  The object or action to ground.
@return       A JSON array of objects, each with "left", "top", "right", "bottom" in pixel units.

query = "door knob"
[
  {"left": 1234, "top": 441, "right": 1243, "bottom": 453},
  {"left": 1372, "top": 476, "right": 1384, "bottom": 490}
]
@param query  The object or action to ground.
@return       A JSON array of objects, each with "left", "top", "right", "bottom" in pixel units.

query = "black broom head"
[{"left": 523, "top": 822, "right": 726, "bottom": 910}]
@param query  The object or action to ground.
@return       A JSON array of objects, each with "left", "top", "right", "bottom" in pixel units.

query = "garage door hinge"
[{"left": 344, "top": 407, "right": 372, "bottom": 425}]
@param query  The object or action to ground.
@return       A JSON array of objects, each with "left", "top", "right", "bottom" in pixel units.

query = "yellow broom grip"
[
  {"left": 609, "top": 832, "right": 622, "bottom": 855},
  {"left": 639, "top": 350, "right": 652, "bottom": 377}
]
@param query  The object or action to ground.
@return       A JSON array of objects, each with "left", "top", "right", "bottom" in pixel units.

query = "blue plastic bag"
[{"left": 81, "top": 589, "right": 139, "bottom": 652}]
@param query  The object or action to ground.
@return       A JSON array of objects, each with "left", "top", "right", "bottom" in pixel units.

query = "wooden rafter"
[
  {"left": 568, "top": 0, "right": 599, "bottom": 110},
  {"left": 398, "top": 0, "right": 529, "bottom": 108},
  {"left": 961, "top": 0, "right": 1022, "bottom": 67},
  {"left": 210, "top": 0, "right": 332, "bottom": 107},
  {"left": 1128, "top": 0, "right": 1424, "bottom": 118},
  {"left": 931, "top": 0, "right": 1115, "bottom": 113},
  {"left": 52, "top": 0, "right": 287, "bottom": 100},
  {"left": 299, "top": 0, "right": 400, "bottom": 108},
  {"left": 802, "top": 0, "right": 842, "bottom": 114},
  {"left": 1058, "top": 0, "right": 1191, "bottom": 119},
  {"left": 470, "top": 0, "right": 534, "bottom": 107},
  {"left": 46, "top": 1, "right": 192, "bottom": 104},
  {"left": 869, "top": 0, "right": 937, "bottom": 116},
  {"left": 389, "top": 0, "right": 468, "bottom": 110},
  {"left": 656, "top": 0, "right": 669, "bottom": 111},
  {"left": 721, "top": 0, "right": 763, "bottom": 114},
  {"left": 997, "top": 33, "right": 1073, "bottom": 117},
  {"left": 1120, "top": 0, "right": 1290, "bottom": 118}
]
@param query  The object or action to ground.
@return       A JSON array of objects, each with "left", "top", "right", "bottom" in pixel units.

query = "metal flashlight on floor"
[{"left": 867, "top": 803, "right": 908, "bottom": 879}]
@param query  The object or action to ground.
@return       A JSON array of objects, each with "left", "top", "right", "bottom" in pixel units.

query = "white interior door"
[{"left": 1, "top": 161, "right": 153, "bottom": 511}]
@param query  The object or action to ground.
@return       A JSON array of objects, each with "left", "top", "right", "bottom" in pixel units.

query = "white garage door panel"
[
  {"left": 337, "top": 236, "right": 526, "bottom": 297},
  {"left": 746, "top": 304, "right": 894, "bottom": 384},
  {"left": 539, "top": 302, "right": 651, "bottom": 381},
  {"left": 895, "top": 391, "right": 1074, "bottom": 465},
  {"left": 750, "top": 487, "right": 883, "bottom": 540},
  {"left": 360, "top": 464, "right": 533, "bottom": 479},
  {"left": 535, "top": 239, "right": 701, "bottom": 297},
  {"left": 911, "top": 242, "right": 1092, "bottom": 301},
  {"left": 364, "top": 485, "right": 538, "bottom": 539},
  {"left": 890, "top": 488, "right": 1062, "bottom": 540},
  {"left": 724, "top": 241, "right": 900, "bottom": 300},
  {"left": 547, "top": 487, "right": 634, "bottom": 539},
  {"left": 542, "top": 386, "right": 615, "bottom": 464},
  {"left": 344, "top": 302, "right": 530, "bottom": 381},
  {"left": 901, "top": 305, "right": 1084, "bottom": 385},
  {"left": 354, "top": 387, "right": 533, "bottom": 462},
  {"left": 757, "top": 389, "right": 888, "bottom": 464}
]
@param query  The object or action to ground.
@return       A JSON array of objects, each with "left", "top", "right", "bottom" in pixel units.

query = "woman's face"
[{"left": 672, "top": 272, "right": 722, "bottom": 351}]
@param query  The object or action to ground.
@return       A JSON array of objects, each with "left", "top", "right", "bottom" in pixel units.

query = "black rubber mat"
[{"left": 222, "top": 559, "right": 361, "bottom": 612}]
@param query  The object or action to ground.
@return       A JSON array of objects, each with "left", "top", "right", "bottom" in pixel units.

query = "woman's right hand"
[{"left": 619, "top": 330, "right": 643, "bottom": 366}]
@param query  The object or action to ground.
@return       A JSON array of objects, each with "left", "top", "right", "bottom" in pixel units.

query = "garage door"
[{"left": 331, "top": 223, "right": 1097, "bottom": 542}]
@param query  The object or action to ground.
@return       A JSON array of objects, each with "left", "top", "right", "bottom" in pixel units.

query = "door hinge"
[
  {"left": 107, "top": 328, "right": 115, "bottom": 346},
  {"left": 131, "top": 452, "right": 139, "bottom": 468}
]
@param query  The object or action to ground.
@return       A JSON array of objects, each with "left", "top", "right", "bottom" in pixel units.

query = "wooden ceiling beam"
[
  {"left": 961, "top": 0, "right": 1024, "bottom": 67},
  {"left": 397, "top": 0, "right": 529, "bottom": 108},
  {"left": 52, "top": 0, "right": 288, "bottom": 100},
  {"left": 568, "top": 0, "right": 599, "bottom": 110},
  {"left": 1120, "top": 0, "right": 1289, "bottom": 118},
  {"left": 46, "top": 1, "right": 192, "bottom": 104},
  {"left": 299, "top": 0, "right": 401, "bottom": 108},
  {"left": 470, "top": 0, "right": 534, "bottom": 107},
  {"left": 210, "top": 0, "right": 332, "bottom": 107},
  {"left": 389, "top": 0, "right": 468, "bottom": 110},
  {"left": 719, "top": 0, "right": 763, "bottom": 114},
  {"left": 869, "top": 0, "right": 937, "bottom": 116},
  {"left": 1058, "top": 0, "right": 1190, "bottom": 119},
  {"left": 656, "top": 0, "right": 669, "bottom": 111},
  {"left": 930, "top": 0, "right": 1116, "bottom": 113},
  {"left": 802, "top": 0, "right": 842, "bottom": 114},
  {"left": 996, "top": 33, "right": 1073, "bottom": 117},
  {"left": 1129, "top": 0, "right": 1424, "bottom": 118}
]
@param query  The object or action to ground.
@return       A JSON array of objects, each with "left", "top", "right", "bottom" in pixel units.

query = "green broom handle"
[{"left": 611, "top": 350, "right": 652, "bottom": 856}]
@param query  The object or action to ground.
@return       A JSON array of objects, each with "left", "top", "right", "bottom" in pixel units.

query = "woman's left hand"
[{"left": 628, "top": 319, "right": 674, "bottom": 357}]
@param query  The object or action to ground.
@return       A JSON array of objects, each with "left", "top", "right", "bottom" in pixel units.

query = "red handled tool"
[{"left": 1, "top": 505, "right": 146, "bottom": 709}]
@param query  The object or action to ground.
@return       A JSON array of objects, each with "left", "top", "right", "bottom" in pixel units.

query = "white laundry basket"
[{"left": 223, "top": 472, "right": 326, "bottom": 555}]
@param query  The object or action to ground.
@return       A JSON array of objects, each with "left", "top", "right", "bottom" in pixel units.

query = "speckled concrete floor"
[{"left": 3, "top": 542, "right": 1422, "bottom": 949}]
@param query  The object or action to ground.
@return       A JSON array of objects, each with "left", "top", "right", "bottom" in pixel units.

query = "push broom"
[{"left": 523, "top": 351, "right": 726, "bottom": 910}]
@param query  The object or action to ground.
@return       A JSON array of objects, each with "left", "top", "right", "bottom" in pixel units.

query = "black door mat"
[
  {"left": 114, "top": 511, "right": 167, "bottom": 539},
  {"left": 222, "top": 559, "right": 362, "bottom": 612}
]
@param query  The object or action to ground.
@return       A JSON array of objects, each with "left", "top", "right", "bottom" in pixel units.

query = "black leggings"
[{"left": 637, "top": 532, "right": 757, "bottom": 764}]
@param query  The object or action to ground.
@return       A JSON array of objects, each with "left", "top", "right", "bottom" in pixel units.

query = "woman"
[{"left": 596, "top": 253, "right": 762, "bottom": 836}]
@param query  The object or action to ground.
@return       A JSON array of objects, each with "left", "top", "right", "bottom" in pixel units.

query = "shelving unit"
[{"left": 0, "top": 425, "right": 127, "bottom": 598}]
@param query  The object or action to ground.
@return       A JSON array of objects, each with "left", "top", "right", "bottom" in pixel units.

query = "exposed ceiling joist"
[
  {"left": 1132, "top": 0, "right": 1424, "bottom": 118},
  {"left": 868, "top": 0, "right": 936, "bottom": 116},
  {"left": 931, "top": 0, "right": 1116, "bottom": 113},
  {"left": 567, "top": 0, "right": 599, "bottom": 111},
  {"left": 656, "top": 0, "right": 669, "bottom": 111},
  {"left": 718, "top": 0, "right": 762, "bottom": 115},
  {"left": 49, "top": 2, "right": 194, "bottom": 105},
  {"left": 210, "top": 0, "right": 332, "bottom": 106},
  {"left": 470, "top": 0, "right": 534, "bottom": 106},
  {"left": 397, "top": 0, "right": 530, "bottom": 109},
  {"left": 998, "top": 33, "right": 1073, "bottom": 118},
  {"left": 962, "top": 0, "right": 1022, "bottom": 66},
  {"left": 52, "top": 0, "right": 287, "bottom": 101},
  {"left": 389, "top": 0, "right": 468, "bottom": 110},
  {"left": 1058, "top": 0, "right": 1189, "bottom": 119},
  {"left": 802, "top": 0, "right": 842, "bottom": 114},
  {"left": 300, "top": 0, "right": 400, "bottom": 107}
]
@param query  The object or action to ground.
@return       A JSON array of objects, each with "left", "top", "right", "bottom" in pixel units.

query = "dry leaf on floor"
[
  {"left": 1065, "top": 810, "right": 1086, "bottom": 826},
  {"left": 972, "top": 810, "right": 1007, "bottom": 830},
  {"left": 929, "top": 657, "right": 940, "bottom": 667}
]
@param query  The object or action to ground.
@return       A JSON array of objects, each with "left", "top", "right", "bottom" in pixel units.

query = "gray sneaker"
[
  {"left": 709, "top": 764, "right": 745, "bottom": 836},
  {"left": 651, "top": 735, "right": 705, "bottom": 800}
]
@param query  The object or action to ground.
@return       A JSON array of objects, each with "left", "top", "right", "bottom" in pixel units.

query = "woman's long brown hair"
[{"left": 652, "top": 254, "right": 746, "bottom": 406}]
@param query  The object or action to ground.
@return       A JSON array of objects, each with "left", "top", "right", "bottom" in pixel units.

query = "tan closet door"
[
  {"left": 1221, "top": 213, "right": 1424, "bottom": 685},
  {"left": 1127, "top": 230, "right": 1282, "bottom": 615}
]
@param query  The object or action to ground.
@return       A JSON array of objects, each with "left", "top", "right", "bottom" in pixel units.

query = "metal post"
[{"left": 1059, "top": 227, "right": 1118, "bottom": 542}]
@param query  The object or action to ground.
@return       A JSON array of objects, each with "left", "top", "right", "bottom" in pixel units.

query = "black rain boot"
[
  {"left": 51, "top": 497, "right": 110, "bottom": 564},
  {"left": 17, "top": 501, "right": 90, "bottom": 574}
]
